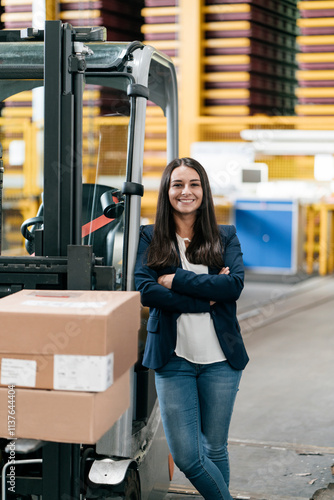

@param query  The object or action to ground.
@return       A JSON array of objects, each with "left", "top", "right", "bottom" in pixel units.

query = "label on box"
[
  {"left": 54, "top": 353, "right": 114, "bottom": 392},
  {"left": 1, "top": 358, "right": 37, "bottom": 387}
]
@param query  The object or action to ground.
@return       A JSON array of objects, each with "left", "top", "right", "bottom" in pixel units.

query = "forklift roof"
[{"left": 0, "top": 28, "right": 178, "bottom": 115}]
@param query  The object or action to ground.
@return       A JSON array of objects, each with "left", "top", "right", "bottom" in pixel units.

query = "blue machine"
[{"left": 234, "top": 199, "right": 300, "bottom": 274}]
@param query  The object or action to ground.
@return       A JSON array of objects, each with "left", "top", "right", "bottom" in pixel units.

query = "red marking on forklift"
[{"left": 81, "top": 215, "right": 115, "bottom": 238}]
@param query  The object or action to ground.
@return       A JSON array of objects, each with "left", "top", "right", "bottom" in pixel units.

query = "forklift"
[{"left": 0, "top": 21, "right": 178, "bottom": 499}]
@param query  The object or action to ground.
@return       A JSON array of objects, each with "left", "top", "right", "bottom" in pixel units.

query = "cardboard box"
[
  {"left": 0, "top": 370, "right": 130, "bottom": 444},
  {"left": 0, "top": 289, "right": 140, "bottom": 390}
]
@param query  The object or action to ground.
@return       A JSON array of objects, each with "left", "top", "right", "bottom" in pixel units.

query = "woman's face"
[{"left": 168, "top": 166, "right": 203, "bottom": 217}]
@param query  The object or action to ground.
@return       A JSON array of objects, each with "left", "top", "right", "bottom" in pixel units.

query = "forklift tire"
[{"left": 122, "top": 468, "right": 141, "bottom": 500}]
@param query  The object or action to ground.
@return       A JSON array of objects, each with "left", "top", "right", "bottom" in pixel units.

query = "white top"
[{"left": 175, "top": 234, "right": 226, "bottom": 364}]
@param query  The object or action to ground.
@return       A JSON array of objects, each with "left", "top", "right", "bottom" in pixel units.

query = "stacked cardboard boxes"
[
  {"left": 0, "top": 0, "right": 144, "bottom": 41},
  {"left": 296, "top": 0, "right": 334, "bottom": 116},
  {"left": 59, "top": 0, "right": 144, "bottom": 42},
  {"left": 0, "top": 0, "right": 32, "bottom": 29},
  {"left": 142, "top": 1, "right": 179, "bottom": 58},
  {"left": 0, "top": 289, "right": 140, "bottom": 443},
  {"left": 202, "top": 0, "right": 299, "bottom": 116}
]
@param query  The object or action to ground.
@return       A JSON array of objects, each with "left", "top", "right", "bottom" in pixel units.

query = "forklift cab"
[
  {"left": 22, "top": 183, "right": 124, "bottom": 275},
  {"left": 0, "top": 22, "right": 178, "bottom": 500}
]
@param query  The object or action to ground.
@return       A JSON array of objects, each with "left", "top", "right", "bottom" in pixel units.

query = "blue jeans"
[{"left": 155, "top": 354, "right": 242, "bottom": 500}]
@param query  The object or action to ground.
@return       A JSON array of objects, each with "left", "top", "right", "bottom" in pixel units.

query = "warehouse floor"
[{"left": 165, "top": 274, "right": 334, "bottom": 500}]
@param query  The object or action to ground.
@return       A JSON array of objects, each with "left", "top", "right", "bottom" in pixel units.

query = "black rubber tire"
[{"left": 122, "top": 468, "right": 141, "bottom": 500}]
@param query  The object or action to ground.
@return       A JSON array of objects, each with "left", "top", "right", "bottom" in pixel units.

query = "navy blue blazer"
[{"left": 134, "top": 224, "right": 249, "bottom": 371}]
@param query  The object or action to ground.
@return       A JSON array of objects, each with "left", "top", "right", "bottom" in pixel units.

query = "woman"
[{"left": 134, "top": 157, "right": 249, "bottom": 500}]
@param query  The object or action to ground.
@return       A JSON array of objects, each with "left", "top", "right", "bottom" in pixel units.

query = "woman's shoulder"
[
  {"left": 218, "top": 224, "right": 237, "bottom": 240},
  {"left": 140, "top": 224, "right": 154, "bottom": 235},
  {"left": 139, "top": 224, "right": 155, "bottom": 242}
]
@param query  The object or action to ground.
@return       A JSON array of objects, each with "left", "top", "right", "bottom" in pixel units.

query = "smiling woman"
[
  {"left": 145, "top": 157, "right": 225, "bottom": 270},
  {"left": 134, "top": 157, "right": 249, "bottom": 500}
]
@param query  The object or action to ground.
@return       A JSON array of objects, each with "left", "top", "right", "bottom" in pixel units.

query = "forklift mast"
[{"left": 0, "top": 21, "right": 178, "bottom": 499}]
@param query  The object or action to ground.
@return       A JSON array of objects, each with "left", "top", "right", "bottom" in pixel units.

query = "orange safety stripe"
[{"left": 81, "top": 214, "right": 115, "bottom": 238}]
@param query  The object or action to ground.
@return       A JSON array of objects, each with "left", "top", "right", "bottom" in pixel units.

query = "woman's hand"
[
  {"left": 219, "top": 266, "right": 230, "bottom": 275},
  {"left": 158, "top": 274, "right": 175, "bottom": 289}
]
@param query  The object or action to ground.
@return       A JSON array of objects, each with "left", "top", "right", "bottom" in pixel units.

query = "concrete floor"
[{"left": 165, "top": 274, "right": 334, "bottom": 500}]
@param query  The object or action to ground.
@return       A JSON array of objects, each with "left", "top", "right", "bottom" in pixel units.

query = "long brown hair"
[{"left": 147, "top": 157, "right": 224, "bottom": 269}]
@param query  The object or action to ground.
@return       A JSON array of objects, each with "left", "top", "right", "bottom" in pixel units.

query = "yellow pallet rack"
[
  {"left": 305, "top": 202, "right": 334, "bottom": 275},
  {"left": 296, "top": 1, "right": 334, "bottom": 116}
]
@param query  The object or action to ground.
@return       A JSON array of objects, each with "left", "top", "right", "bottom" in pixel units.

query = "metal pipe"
[
  {"left": 121, "top": 94, "right": 136, "bottom": 291},
  {"left": 73, "top": 70, "right": 84, "bottom": 246},
  {"left": 1, "top": 458, "right": 43, "bottom": 500}
]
